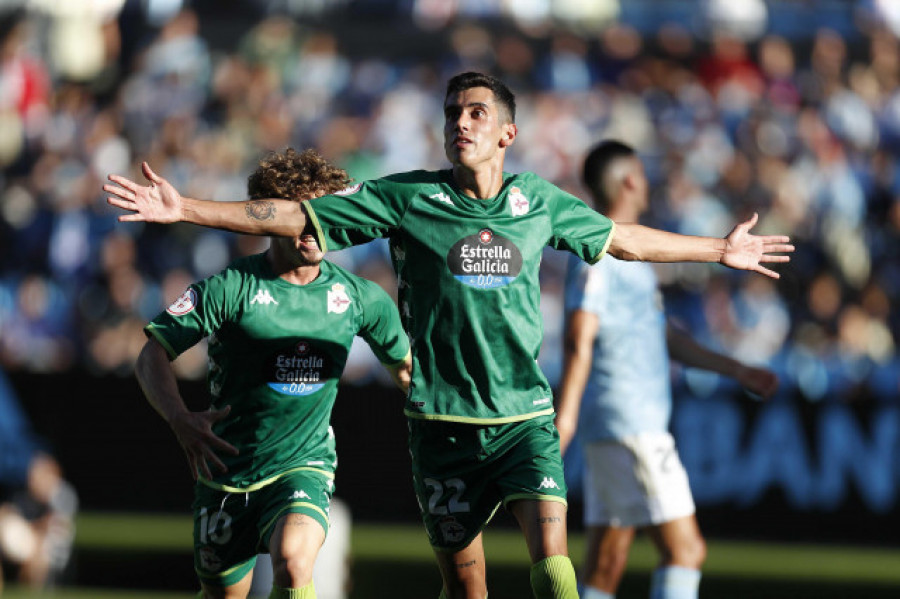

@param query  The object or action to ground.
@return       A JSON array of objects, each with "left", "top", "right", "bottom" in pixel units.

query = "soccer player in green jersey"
[
  {"left": 133, "top": 148, "right": 412, "bottom": 599},
  {"left": 106, "top": 72, "right": 793, "bottom": 599}
]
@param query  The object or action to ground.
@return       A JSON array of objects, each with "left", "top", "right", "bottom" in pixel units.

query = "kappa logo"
[
  {"left": 289, "top": 490, "right": 311, "bottom": 501},
  {"left": 430, "top": 192, "right": 454, "bottom": 206},
  {"left": 327, "top": 283, "right": 351, "bottom": 314},
  {"left": 538, "top": 477, "right": 560, "bottom": 490},
  {"left": 251, "top": 289, "right": 278, "bottom": 305},
  {"left": 509, "top": 186, "right": 530, "bottom": 216}
]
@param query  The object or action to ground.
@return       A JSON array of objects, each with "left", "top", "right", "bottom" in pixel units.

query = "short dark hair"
[
  {"left": 445, "top": 72, "right": 516, "bottom": 123},
  {"left": 582, "top": 140, "right": 636, "bottom": 209},
  {"left": 248, "top": 148, "right": 351, "bottom": 201}
]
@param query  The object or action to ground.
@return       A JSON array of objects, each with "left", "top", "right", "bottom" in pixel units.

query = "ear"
[{"left": 499, "top": 123, "right": 518, "bottom": 148}]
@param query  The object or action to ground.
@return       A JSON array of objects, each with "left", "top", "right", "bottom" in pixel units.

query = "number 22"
[{"left": 423, "top": 478, "right": 471, "bottom": 515}]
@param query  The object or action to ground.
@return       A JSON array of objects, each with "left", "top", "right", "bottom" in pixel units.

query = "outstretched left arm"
[{"left": 608, "top": 213, "right": 794, "bottom": 279}]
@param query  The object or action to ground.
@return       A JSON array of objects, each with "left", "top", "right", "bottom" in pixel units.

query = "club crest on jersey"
[
  {"left": 334, "top": 182, "right": 362, "bottom": 196},
  {"left": 446, "top": 229, "right": 523, "bottom": 289},
  {"left": 327, "top": 283, "right": 351, "bottom": 314},
  {"left": 509, "top": 186, "right": 530, "bottom": 216},
  {"left": 166, "top": 288, "right": 197, "bottom": 316}
]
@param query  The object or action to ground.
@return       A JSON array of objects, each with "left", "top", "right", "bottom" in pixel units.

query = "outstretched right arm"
[
  {"left": 105, "top": 162, "right": 308, "bottom": 237},
  {"left": 135, "top": 337, "right": 238, "bottom": 480}
]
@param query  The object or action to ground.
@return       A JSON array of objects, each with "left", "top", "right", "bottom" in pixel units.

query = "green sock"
[
  {"left": 530, "top": 555, "right": 579, "bottom": 599},
  {"left": 268, "top": 581, "right": 316, "bottom": 599}
]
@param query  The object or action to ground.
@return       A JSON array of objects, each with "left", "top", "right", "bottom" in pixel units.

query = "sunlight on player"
[
  {"left": 107, "top": 73, "right": 792, "bottom": 599},
  {"left": 133, "top": 149, "right": 411, "bottom": 599}
]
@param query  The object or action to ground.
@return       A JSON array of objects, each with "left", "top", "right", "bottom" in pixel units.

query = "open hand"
[
  {"left": 169, "top": 406, "right": 239, "bottom": 480},
  {"left": 722, "top": 213, "right": 794, "bottom": 279},
  {"left": 104, "top": 162, "right": 183, "bottom": 224}
]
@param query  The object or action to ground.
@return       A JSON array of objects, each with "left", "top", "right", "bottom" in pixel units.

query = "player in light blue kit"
[{"left": 555, "top": 141, "right": 779, "bottom": 599}]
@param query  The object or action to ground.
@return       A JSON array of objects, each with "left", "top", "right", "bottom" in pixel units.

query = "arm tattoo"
[
  {"left": 537, "top": 516, "right": 562, "bottom": 525},
  {"left": 246, "top": 200, "right": 276, "bottom": 221},
  {"left": 456, "top": 560, "right": 477, "bottom": 569}
]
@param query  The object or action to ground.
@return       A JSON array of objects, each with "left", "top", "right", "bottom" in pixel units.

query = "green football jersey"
[
  {"left": 145, "top": 254, "right": 410, "bottom": 492},
  {"left": 304, "top": 170, "right": 614, "bottom": 424}
]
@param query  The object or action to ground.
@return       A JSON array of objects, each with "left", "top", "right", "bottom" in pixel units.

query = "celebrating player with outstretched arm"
[
  {"left": 133, "top": 148, "right": 411, "bottom": 599},
  {"left": 108, "top": 72, "right": 792, "bottom": 599}
]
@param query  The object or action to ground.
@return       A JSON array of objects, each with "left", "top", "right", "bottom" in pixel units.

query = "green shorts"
[
  {"left": 408, "top": 414, "right": 567, "bottom": 552},
  {"left": 192, "top": 468, "right": 334, "bottom": 587}
]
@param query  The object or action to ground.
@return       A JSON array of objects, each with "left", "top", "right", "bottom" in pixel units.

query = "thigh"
[
  {"left": 646, "top": 514, "right": 704, "bottom": 565},
  {"left": 258, "top": 470, "right": 334, "bottom": 549},
  {"left": 434, "top": 532, "right": 488, "bottom": 598},
  {"left": 583, "top": 433, "right": 694, "bottom": 528},
  {"left": 193, "top": 487, "right": 259, "bottom": 589},
  {"left": 493, "top": 416, "right": 568, "bottom": 510},
  {"left": 409, "top": 420, "right": 500, "bottom": 553},
  {"left": 508, "top": 499, "right": 568, "bottom": 563}
]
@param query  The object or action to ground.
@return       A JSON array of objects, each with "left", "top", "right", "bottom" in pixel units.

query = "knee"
[
  {"left": 442, "top": 572, "right": 487, "bottom": 599},
  {"left": 665, "top": 535, "right": 706, "bottom": 570},
  {"left": 271, "top": 553, "right": 315, "bottom": 588},
  {"left": 595, "top": 544, "right": 630, "bottom": 578}
]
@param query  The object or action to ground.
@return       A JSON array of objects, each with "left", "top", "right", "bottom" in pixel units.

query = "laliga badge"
[
  {"left": 327, "top": 283, "right": 351, "bottom": 314},
  {"left": 166, "top": 288, "right": 197, "bottom": 316},
  {"left": 509, "top": 186, "right": 529, "bottom": 216}
]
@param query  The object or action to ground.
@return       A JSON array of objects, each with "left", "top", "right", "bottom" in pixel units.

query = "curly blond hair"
[{"left": 247, "top": 148, "right": 351, "bottom": 201}]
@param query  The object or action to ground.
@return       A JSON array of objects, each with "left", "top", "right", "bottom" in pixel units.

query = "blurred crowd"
[{"left": 0, "top": 0, "right": 898, "bottom": 404}]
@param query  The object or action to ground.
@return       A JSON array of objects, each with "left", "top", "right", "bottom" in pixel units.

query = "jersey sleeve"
[
  {"left": 356, "top": 281, "right": 411, "bottom": 366},
  {"left": 302, "top": 178, "right": 408, "bottom": 252},
  {"left": 144, "top": 271, "right": 233, "bottom": 360},
  {"left": 543, "top": 179, "right": 616, "bottom": 264}
]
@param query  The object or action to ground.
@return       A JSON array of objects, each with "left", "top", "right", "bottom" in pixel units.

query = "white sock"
[{"left": 649, "top": 566, "right": 701, "bottom": 599}]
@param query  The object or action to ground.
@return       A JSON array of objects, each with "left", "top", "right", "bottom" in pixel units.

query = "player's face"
[
  {"left": 443, "top": 87, "right": 516, "bottom": 169},
  {"left": 279, "top": 189, "right": 326, "bottom": 266},
  {"left": 289, "top": 232, "right": 324, "bottom": 266}
]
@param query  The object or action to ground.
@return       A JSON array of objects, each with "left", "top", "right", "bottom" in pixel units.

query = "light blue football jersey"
[{"left": 563, "top": 253, "right": 671, "bottom": 441}]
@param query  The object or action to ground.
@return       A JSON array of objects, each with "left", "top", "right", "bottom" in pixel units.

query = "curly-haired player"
[{"left": 134, "top": 148, "right": 411, "bottom": 599}]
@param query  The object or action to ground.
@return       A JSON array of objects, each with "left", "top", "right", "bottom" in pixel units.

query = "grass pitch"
[{"left": 1, "top": 513, "right": 898, "bottom": 598}]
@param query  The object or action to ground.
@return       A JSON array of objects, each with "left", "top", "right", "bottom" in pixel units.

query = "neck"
[
  {"left": 606, "top": 198, "right": 641, "bottom": 223},
  {"left": 266, "top": 247, "right": 321, "bottom": 285},
  {"left": 451, "top": 162, "right": 505, "bottom": 199}
]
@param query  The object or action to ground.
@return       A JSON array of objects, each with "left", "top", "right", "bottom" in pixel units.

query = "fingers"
[
  {"left": 763, "top": 242, "right": 794, "bottom": 252},
  {"left": 741, "top": 212, "right": 759, "bottom": 230},
  {"left": 753, "top": 264, "right": 781, "bottom": 279},
  {"left": 106, "top": 195, "right": 135, "bottom": 210},
  {"left": 760, "top": 255, "right": 791, "bottom": 263},
  {"left": 103, "top": 183, "right": 136, "bottom": 202},
  {"left": 107, "top": 174, "right": 140, "bottom": 192},
  {"left": 142, "top": 162, "right": 162, "bottom": 185},
  {"left": 208, "top": 435, "right": 240, "bottom": 456}
]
